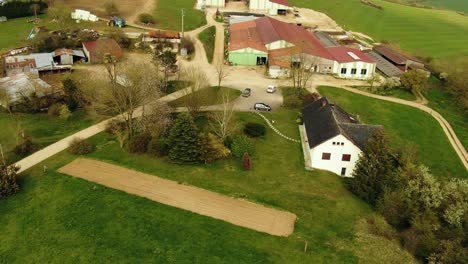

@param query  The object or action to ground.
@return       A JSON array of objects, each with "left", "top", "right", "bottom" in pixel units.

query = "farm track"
[{"left": 58, "top": 158, "right": 297, "bottom": 236}]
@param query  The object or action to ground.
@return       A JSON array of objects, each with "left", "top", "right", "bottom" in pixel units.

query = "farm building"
[
  {"left": 196, "top": 0, "right": 225, "bottom": 9},
  {"left": 82, "top": 39, "right": 123, "bottom": 64},
  {"left": 144, "top": 30, "right": 182, "bottom": 51},
  {"left": 249, "top": 0, "right": 292, "bottom": 15},
  {"left": 52, "top": 49, "right": 86, "bottom": 65},
  {"left": 373, "top": 44, "right": 429, "bottom": 76},
  {"left": 4, "top": 53, "right": 71, "bottom": 76},
  {"left": 301, "top": 97, "right": 382, "bottom": 177},
  {"left": 0, "top": 73, "right": 52, "bottom": 106},
  {"left": 228, "top": 16, "right": 376, "bottom": 79}
]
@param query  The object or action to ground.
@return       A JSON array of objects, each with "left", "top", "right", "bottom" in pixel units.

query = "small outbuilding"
[
  {"left": 52, "top": 48, "right": 86, "bottom": 65},
  {"left": 0, "top": 73, "right": 52, "bottom": 106}
]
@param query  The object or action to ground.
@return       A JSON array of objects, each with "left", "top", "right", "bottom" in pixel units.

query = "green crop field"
[
  {"left": 0, "top": 109, "right": 415, "bottom": 263},
  {"left": 153, "top": 0, "right": 206, "bottom": 31},
  {"left": 318, "top": 86, "right": 467, "bottom": 178},
  {"left": 290, "top": 0, "right": 468, "bottom": 58}
]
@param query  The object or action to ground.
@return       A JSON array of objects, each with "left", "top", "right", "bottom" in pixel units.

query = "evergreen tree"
[
  {"left": 168, "top": 113, "right": 202, "bottom": 164},
  {"left": 349, "top": 129, "right": 395, "bottom": 205}
]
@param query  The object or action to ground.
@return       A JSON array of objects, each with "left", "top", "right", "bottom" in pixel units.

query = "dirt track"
[{"left": 58, "top": 159, "right": 297, "bottom": 236}]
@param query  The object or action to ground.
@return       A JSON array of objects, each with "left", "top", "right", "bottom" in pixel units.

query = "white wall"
[
  {"left": 309, "top": 135, "right": 362, "bottom": 177},
  {"left": 332, "top": 61, "right": 375, "bottom": 79},
  {"left": 269, "top": 65, "right": 289, "bottom": 77},
  {"left": 249, "top": 0, "right": 291, "bottom": 14},
  {"left": 197, "top": 0, "right": 225, "bottom": 8}
]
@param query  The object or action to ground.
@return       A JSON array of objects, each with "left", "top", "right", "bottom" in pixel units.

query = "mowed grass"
[
  {"left": 199, "top": 25, "right": 216, "bottom": 63},
  {"left": 424, "top": 88, "right": 468, "bottom": 149},
  {"left": 290, "top": 0, "right": 468, "bottom": 58},
  {"left": 169, "top": 86, "right": 241, "bottom": 107},
  {"left": 0, "top": 15, "right": 51, "bottom": 51},
  {"left": 0, "top": 109, "right": 415, "bottom": 263},
  {"left": 153, "top": 0, "right": 206, "bottom": 31},
  {"left": 425, "top": 0, "right": 468, "bottom": 13},
  {"left": 0, "top": 111, "right": 100, "bottom": 163},
  {"left": 318, "top": 86, "right": 467, "bottom": 178}
]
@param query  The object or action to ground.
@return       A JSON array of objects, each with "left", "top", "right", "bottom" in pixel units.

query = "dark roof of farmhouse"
[{"left": 302, "top": 97, "right": 382, "bottom": 149}]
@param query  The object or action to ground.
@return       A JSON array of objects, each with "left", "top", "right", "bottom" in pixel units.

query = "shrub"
[
  {"left": 244, "top": 122, "right": 266, "bottom": 137},
  {"left": 147, "top": 137, "right": 170, "bottom": 157},
  {"left": 302, "top": 92, "right": 321, "bottom": 105},
  {"left": 242, "top": 152, "right": 252, "bottom": 170},
  {"left": 283, "top": 95, "right": 302, "bottom": 108},
  {"left": 69, "top": 138, "right": 93, "bottom": 155},
  {"left": 108, "top": 30, "right": 132, "bottom": 48},
  {"left": 201, "top": 133, "right": 231, "bottom": 163},
  {"left": 138, "top": 13, "right": 155, "bottom": 24},
  {"left": 13, "top": 138, "right": 36, "bottom": 156},
  {"left": 181, "top": 37, "right": 195, "bottom": 55},
  {"left": 230, "top": 135, "right": 254, "bottom": 158},
  {"left": 128, "top": 133, "right": 152, "bottom": 154},
  {"left": 0, "top": 165, "right": 20, "bottom": 199},
  {"left": 48, "top": 103, "right": 70, "bottom": 119}
]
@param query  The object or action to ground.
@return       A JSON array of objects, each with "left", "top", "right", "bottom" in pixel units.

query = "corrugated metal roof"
[{"left": 364, "top": 50, "right": 403, "bottom": 77}]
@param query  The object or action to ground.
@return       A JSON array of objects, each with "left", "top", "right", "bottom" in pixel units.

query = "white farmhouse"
[
  {"left": 249, "top": 0, "right": 292, "bottom": 15},
  {"left": 302, "top": 97, "right": 382, "bottom": 177},
  {"left": 196, "top": 0, "right": 225, "bottom": 9}
]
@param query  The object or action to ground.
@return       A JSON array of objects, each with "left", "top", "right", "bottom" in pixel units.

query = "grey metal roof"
[
  {"left": 229, "top": 16, "right": 258, "bottom": 25},
  {"left": 5, "top": 53, "right": 54, "bottom": 69},
  {"left": 0, "top": 73, "right": 51, "bottom": 104},
  {"left": 302, "top": 97, "right": 382, "bottom": 149},
  {"left": 314, "top": 31, "right": 340, "bottom": 47},
  {"left": 364, "top": 50, "right": 403, "bottom": 77}
]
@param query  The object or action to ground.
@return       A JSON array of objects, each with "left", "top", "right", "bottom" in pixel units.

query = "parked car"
[
  {"left": 266, "top": 85, "right": 277, "bottom": 93},
  {"left": 242, "top": 88, "right": 251, "bottom": 97},
  {"left": 254, "top": 103, "right": 272, "bottom": 111}
]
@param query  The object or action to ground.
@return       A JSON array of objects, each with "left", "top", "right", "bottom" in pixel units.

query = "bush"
[
  {"left": 181, "top": 37, "right": 195, "bottom": 55},
  {"left": 201, "top": 133, "right": 231, "bottom": 163},
  {"left": 108, "top": 29, "right": 132, "bottom": 48},
  {"left": 230, "top": 135, "right": 254, "bottom": 157},
  {"left": 128, "top": 133, "right": 152, "bottom": 154},
  {"left": 48, "top": 103, "right": 70, "bottom": 119},
  {"left": 69, "top": 138, "right": 93, "bottom": 155},
  {"left": 0, "top": 165, "right": 20, "bottom": 199},
  {"left": 13, "top": 138, "right": 36, "bottom": 156},
  {"left": 244, "top": 122, "right": 266, "bottom": 137},
  {"left": 283, "top": 95, "right": 302, "bottom": 108},
  {"left": 242, "top": 152, "right": 252, "bottom": 170},
  {"left": 138, "top": 13, "right": 155, "bottom": 24},
  {"left": 147, "top": 137, "right": 170, "bottom": 157}
]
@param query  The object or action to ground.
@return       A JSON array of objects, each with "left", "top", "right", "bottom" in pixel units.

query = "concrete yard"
[{"left": 58, "top": 158, "right": 297, "bottom": 236}]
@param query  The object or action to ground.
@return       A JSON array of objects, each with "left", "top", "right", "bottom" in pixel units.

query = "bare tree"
[
  {"left": 290, "top": 52, "right": 318, "bottom": 94},
  {"left": 215, "top": 63, "right": 230, "bottom": 88},
  {"left": 30, "top": 4, "right": 41, "bottom": 19},
  {"left": 85, "top": 55, "right": 161, "bottom": 139},
  {"left": 140, "top": 102, "right": 172, "bottom": 139},
  {"left": 209, "top": 92, "right": 237, "bottom": 141},
  {"left": 181, "top": 66, "right": 210, "bottom": 113}
]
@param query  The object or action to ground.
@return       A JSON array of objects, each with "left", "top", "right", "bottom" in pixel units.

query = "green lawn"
[
  {"left": 153, "top": 0, "right": 206, "bottom": 31},
  {"left": 0, "top": 110, "right": 101, "bottom": 164},
  {"left": 169, "top": 86, "right": 241, "bottom": 107},
  {"left": 0, "top": 109, "right": 415, "bottom": 263},
  {"left": 0, "top": 15, "right": 50, "bottom": 51},
  {"left": 353, "top": 86, "right": 417, "bottom": 101},
  {"left": 421, "top": 0, "right": 468, "bottom": 13},
  {"left": 318, "top": 86, "right": 467, "bottom": 178},
  {"left": 199, "top": 26, "right": 216, "bottom": 63},
  {"left": 424, "top": 88, "right": 468, "bottom": 149},
  {"left": 290, "top": 0, "right": 468, "bottom": 58}
]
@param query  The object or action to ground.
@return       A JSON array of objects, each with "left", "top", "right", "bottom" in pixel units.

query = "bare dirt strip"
[{"left": 58, "top": 158, "right": 297, "bottom": 236}]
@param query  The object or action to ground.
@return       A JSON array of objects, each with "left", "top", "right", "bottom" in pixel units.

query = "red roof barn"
[{"left": 82, "top": 39, "right": 123, "bottom": 64}]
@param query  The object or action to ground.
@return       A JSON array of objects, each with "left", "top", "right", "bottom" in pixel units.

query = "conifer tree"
[
  {"left": 168, "top": 113, "right": 202, "bottom": 164},
  {"left": 349, "top": 129, "right": 395, "bottom": 205}
]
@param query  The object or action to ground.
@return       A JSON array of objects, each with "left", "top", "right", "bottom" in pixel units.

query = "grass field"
[
  {"left": 154, "top": 0, "right": 206, "bottom": 31},
  {"left": 0, "top": 15, "right": 52, "bottom": 51},
  {"left": 169, "top": 86, "right": 241, "bottom": 107},
  {"left": 0, "top": 109, "right": 415, "bottom": 263},
  {"left": 0, "top": 111, "right": 100, "bottom": 164},
  {"left": 417, "top": 0, "right": 468, "bottom": 13},
  {"left": 199, "top": 26, "right": 216, "bottom": 63},
  {"left": 424, "top": 88, "right": 468, "bottom": 149},
  {"left": 318, "top": 86, "right": 467, "bottom": 178},
  {"left": 290, "top": 0, "right": 468, "bottom": 58},
  {"left": 353, "top": 86, "right": 417, "bottom": 101}
]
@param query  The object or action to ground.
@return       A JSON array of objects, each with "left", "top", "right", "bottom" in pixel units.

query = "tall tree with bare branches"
[
  {"left": 290, "top": 52, "right": 318, "bottom": 94},
  {"left": 215, "top": 63, "right": 230, "bottom": 88},
  {"left": 209, "top": 92, "right": 237, "bottom": 141},
  {"left": 181, "top": 66, "right": 210, "bottom": 113}
]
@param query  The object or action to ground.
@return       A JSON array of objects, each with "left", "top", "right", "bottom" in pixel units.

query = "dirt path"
[
  {"left": 126, "top": 0, "right": 157, "bottom": 24},
  {"left": 58, "top": 158, "right": 297, "bottom": 236},
  {"left": 310, "top": 83, "right": 468, "bottom": 170}
]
